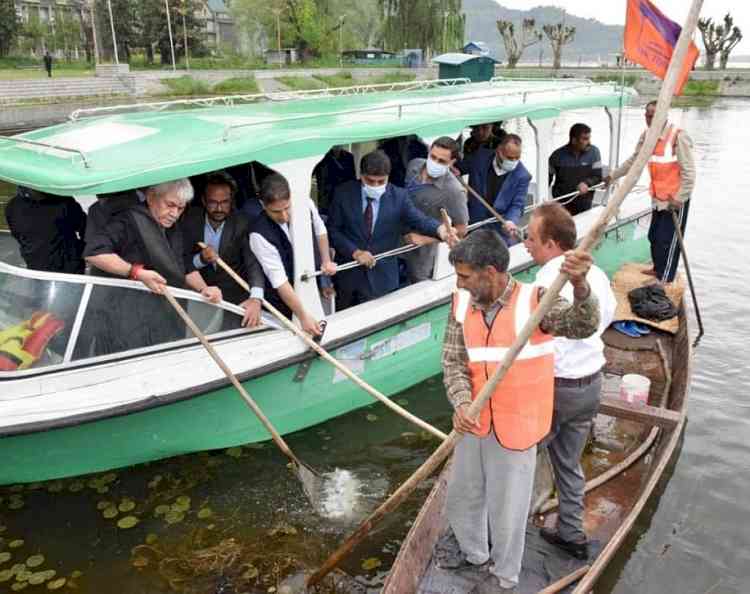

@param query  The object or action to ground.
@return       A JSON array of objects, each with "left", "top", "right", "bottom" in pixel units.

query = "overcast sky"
[{"left": 494, "top": 1, "right": 750, "bottom": 53}]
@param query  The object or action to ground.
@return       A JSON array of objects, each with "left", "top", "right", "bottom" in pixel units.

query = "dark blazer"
[
  {"left": 328, "top": 180, "right": 440, "bottom": 299},
  {"left": 466, "top": 148, "right": 531, "bottom": 227},
  {"left": 182, "top": 207, "right": 264, "bottom": 305}
]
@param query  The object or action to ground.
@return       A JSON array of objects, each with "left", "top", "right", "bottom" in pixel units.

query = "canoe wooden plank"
[{"left": 599, "top": 396, "right": 682, "bottom": 429}]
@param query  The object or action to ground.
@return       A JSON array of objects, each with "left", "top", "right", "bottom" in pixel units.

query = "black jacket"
[
  {"left": 6, "top": 187, "right": 86, "bottom": 274},
  {"left": 182, "top": 207, "right": 264, "bottom": 305}
]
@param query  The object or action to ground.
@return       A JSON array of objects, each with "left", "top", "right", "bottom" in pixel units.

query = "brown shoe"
[{"left": 540, "top": 527, "right": 589, "bottom": 560}]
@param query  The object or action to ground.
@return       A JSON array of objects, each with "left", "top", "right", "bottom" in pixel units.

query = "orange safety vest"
[
  {"left": 452, "top": 283, "right": 554, "bottom": 451},
  {"left": 648, "top": 124, "right": 682, "bottom": 201}
]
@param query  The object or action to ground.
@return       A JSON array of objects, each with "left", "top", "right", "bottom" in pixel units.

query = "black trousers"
[{"left": 648, "top": 200, "right": 690, "bottom": 283}]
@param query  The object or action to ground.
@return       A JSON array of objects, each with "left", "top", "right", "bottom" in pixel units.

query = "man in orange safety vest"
[
  {"left": 606, "top": 100, "right": 696, "bottom": 283},
  {"left": 441, "top": 229, "right": 600, "bottom": 594}
]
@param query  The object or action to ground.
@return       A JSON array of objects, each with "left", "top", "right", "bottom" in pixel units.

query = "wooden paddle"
[
  {"left": 670, "top": 209, "right": 704, "bottom": 347},
  {"left": 197, "top": 242, "right": 448, "bottom": 441},
  {"left": 162, "top": 288, "right": 325, "bottom": 508},
  {"left": 306, "top": 0, "right": 703, "bottom": 583}
]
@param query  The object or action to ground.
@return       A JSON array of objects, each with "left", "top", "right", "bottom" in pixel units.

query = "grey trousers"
[
  {"left": 446, "top": 432, "right": 536, "bottom": 588},
  {"left": 544, "top": 373, "right": 602, "bottom": 543}
]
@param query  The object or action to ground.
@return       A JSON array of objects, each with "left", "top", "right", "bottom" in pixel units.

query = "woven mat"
[{"left": 612, "top": 262, "right": 684, "bottom": 334}]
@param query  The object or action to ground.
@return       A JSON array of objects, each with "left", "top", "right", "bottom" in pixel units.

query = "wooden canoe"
[{"left": 383, "top": 305, "right": 692, "bottom": 594}]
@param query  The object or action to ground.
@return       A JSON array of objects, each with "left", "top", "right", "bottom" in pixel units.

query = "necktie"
[{"left": 364, "top": 197, "right": 374, "bottom": 240}]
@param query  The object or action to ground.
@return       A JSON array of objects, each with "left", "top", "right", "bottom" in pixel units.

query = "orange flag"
[{"left": 624, "top": 0, "right": 699, "bottom": 95}]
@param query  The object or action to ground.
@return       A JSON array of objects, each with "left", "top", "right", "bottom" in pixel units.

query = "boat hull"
[{"left": 0, "top": 216, "right": 650, "bottom": 484}]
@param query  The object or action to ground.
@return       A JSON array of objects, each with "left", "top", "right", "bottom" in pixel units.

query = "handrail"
[
  {"left": 67, "top": 78, "right": 473, "bottom": 121},
  {"left": 220, "top": 81, "right": 623, "bottom": 140},
  {"left": 0, "top": 136, "right": 91, "bottom": 169}
]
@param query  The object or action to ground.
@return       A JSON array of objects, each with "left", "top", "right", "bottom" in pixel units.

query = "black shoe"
[
  {"left": 540, "top": 527, "right": 589, "bottom": 560},
  {"left": 436, "top": 553, "right": 489, "bottom": 571}
]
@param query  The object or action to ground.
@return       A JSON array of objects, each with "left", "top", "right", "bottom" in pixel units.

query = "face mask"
[
  {"left": 425, "top": 157, "right": 449, "bottom": 178},
  {"left": 363, "top": 183, "right": 387, "bottom": 199},
  {"left": 500, "top": 158, "right": 519, "bottom": 173}
]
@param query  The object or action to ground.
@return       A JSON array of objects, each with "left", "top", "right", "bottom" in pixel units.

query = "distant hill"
[{"left": 462, "top": 0, "right": 625, "bottom": 65}]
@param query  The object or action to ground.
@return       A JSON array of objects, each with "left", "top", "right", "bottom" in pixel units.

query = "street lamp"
[
  {"left": 106, "top": 0, "right": 119, "bottom": 64},
  {"left": 164, "top": 0, "right": 177, "bottom": 71},
  {"left": 339, "top": 15, "right": 345, "bottom": 68}
]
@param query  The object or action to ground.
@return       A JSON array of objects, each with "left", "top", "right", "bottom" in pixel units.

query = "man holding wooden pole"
[{"left": 441, "top": 229, "right": 600, "bottom": 593}]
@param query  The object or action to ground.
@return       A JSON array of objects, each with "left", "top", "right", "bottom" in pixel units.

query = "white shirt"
[
  {"left": 249, "top": 199, "right": 327, "bottom": 289},
  {"left": 534, "top": 254, "right": 616, "bottom": 379}
]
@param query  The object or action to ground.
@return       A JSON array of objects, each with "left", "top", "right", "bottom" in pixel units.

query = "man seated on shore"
[
  {"left": 466, "top": 134, "right": 531, "bottom": 244},
  {"left": 183, "top": 171, "right": 265, "bottom": 327},
  {"left": 83, "top": 179, "right": 222, "bottom": 355},
  {"left": 327, "top": 150, "right": 458, "bottom": 309},
  {"left": 403, "top": 136, "right": 469, "bottom": 283},
  {"left": 249, "top": 173, "right": 336, "bottom": 337},
  {"left": 548, "top": 123, "right": 604, "bottom": 216}
]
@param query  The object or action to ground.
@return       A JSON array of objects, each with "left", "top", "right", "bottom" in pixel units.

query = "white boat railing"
[
  {"left": 0, "top": 136, "right": 91, "bottom": 168},
  {"left": 67, "top": 78, "right": 474, "bottom": 121}
]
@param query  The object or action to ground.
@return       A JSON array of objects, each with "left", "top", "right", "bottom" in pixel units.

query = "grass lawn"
[
  {"left": 0, "top": 68, "right": 94, "bottom": 80},
  {"left": 367, "top": 72, "right": 417, "bottom": 85},
  {"left": 212, "top": 76, "right": 259, "bottom": 94},
  {"left": 313, "top": 71, "right": 355, "bottom": 87},
  {"left": 158, "top": 75, "right": 212, "bottom": 96}
]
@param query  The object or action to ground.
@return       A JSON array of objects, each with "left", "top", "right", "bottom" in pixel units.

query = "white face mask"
[
  {"left": 425, "top": 157, "right": 449, "bottom": 178},
  {"left": 363, "top": 182, "right": 387, "bottom": 199},
  {"left": 500, "top": 158, "right": 519, "bottom": 173}
]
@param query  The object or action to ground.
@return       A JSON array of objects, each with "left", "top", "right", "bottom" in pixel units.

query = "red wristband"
[{"left": 129, "top": 263, "right": 145, "bottom": 280}]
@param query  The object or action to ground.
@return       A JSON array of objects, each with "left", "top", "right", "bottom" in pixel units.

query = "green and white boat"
[{"left": 0, "top": 77, "right": 650, "bottom": 484}]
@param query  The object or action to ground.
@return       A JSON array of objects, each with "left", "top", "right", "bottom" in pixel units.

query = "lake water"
[{"left": 1, "top": 98, "right": 749, "bottom": 593}]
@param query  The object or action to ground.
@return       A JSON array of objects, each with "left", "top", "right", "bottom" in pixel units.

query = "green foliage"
[
  {"left": 212, "top": 76, "right": 259, "bottom": 94},
  {"left": 380, "top": 0, "right": 464, "bottom": 54},
  {"left": 313, "top": 70, "right": 354, "bottom": 87},
  {"left": 0, "top": 0, "right": 20, "bottom": 57},
  {"left": 135, "top": 0, "right": 206, "bottom": 66},
  {"left": 591, "top": 74, "right": 638, "bottom": 87},
  {"left": 159, "top": 75, "right": 211, "bottom": 95},
  {"left": 368, "top": 71, "right": 416, "bottom": 85},
  {"left": 681, "top": 79, "right": 720, "bottom": 96}
]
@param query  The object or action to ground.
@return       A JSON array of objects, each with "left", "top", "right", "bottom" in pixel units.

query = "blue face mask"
[
  {"left": 363, "top": 182, "right": 387, "bottom": 199},
  {"left": 500, "top": 158, "right": 519, "bottom": 173}
]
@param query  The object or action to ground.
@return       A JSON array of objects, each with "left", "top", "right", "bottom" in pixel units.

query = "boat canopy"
[{"left": 0, "top": 78, "right": 636, "bottom": 196}]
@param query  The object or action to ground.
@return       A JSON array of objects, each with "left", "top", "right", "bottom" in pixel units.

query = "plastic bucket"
[{"left": 619, "top": 374, "right": 651, "bottom": 405}]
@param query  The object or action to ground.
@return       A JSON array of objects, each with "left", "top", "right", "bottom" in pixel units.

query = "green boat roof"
[{"left": 0, "top": 78, "right": 637, "bottom": 196}]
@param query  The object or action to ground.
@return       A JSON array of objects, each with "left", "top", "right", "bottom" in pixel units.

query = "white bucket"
[{"left": 620, "top": 374, "right": 651, "bottom": 405}]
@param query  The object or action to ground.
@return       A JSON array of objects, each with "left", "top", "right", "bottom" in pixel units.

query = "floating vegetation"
[
  {"left": 47, "top": 577, "right": 66, "bottom": 590},
  {"left": 366, "top": 414, "right": 378, "bottom": 422},
  {"left": 0, "top": 569, "right": 13, "bottom": 582},
  {"left": 397, "top": 399, "right": 409, "bottom": 406},
  {"left": 0, "top": 551, "right": 11, "bottom": 563},
  {"left": 117, "top": 516, "right": 140, "bottom": 529},
  {"left": 8, "top": 495, "right": 25, "bottom": 510},
  {"left": 68, "top": 481, "right": 85, "bottom": 493},
  {"left": 155, "top": 505, "right": 171, "bottom": 516},
  {"left": 96, "top": 501, "right": 112, "bottom": 510},
  {"left": 8, "top": 539, "right": 24, "bottom": 549},
  {"left": 225, "top": 447, "right": 243, "bottom": 459},
  {"left": 118, "top": 499, "right": 136, "bottom": 513},
  {"left": 165, "top": 511, "right": 185, "bottom": 525},
  {"left": 102, "top": 506, "right": 118, "bottom": 519},
  {"left": 25, "top": 555, "right": 44, "bottom": 568},
  {"left": 197, "top": 508, "right": 213, "bottom": 520},
  {"left": 361, "top": 557, "right": 382, "bottom": 571},
  {"left": 146, "top": 534, "right": 159, "bottom": 545}
]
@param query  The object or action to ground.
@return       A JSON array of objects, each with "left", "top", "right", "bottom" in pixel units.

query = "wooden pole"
[
  {"left": 670, "top": 209, "right": 704, "bottom": 346},
  {"left": 307, "top": 0, "right": 704, "bottom": 585},
  {"left": 536, "top": 565, "right": 590, "bottom": 594},
  {"left": 199, "top": 244, "right": 448, "bottom": 441}
]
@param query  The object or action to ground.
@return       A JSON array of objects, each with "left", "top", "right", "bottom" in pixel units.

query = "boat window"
[
  {"left": 0, "top": 271, "right": 83, "bottom": 371},
  {"left": 71, "top": 284, "right": 244, "bottom": 361}
]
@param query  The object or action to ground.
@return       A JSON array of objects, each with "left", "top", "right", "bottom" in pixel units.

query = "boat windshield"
[
  {"left": 0, "top": 271, "right": 83, "bottom": 371},
  {"left": 0, "top": 268, "right": 247, "bottom": 373}
]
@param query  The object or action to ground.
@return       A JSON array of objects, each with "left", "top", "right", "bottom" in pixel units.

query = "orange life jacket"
[
  {"left": 648, "top": 124, "right": 682, "bottom": 201},
  {"left": 0, "top": 312, "right": 65, "bottom": 372},
  {"left": 452, "top": 283, "right": 554, "bottom": 450}
]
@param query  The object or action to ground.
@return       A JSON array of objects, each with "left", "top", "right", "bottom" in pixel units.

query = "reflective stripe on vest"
[
  {"left": 648, "top": 124, "right": 682, "bottom": 201},
  {"left": 451, "top": 283, "right": 554, "bottom": 450}
]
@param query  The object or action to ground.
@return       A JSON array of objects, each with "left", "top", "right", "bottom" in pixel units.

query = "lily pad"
[
  {"left": 8, "top": 499, "right": 25, "bottom": 511},
  {"left": 145, "top": 534, "right": 158, "bottom": 545},
  {"left": 96, "top": 501, "right": 112, "bottom": 510},
  {"left": 0, "top": 552, "right": 11, "bottom": 563},
  {"left": 8, "top": 540, "right": 24, "bottom": 549},
  {"left": 10, "top": 564, "right": 25, "bottom": 575},
  {"left": 197, "top": 507, "right": 213, "bottom": 520},
  {"left": 147, "top": 475, "right": 163, "bottom": 489},
  {"left": 96, "top": 486, "right": 110, "bottom": 494},
  {"left": 28, "top": 572, "right": 49, "bottom": 585},
  {"left": 46, "top": 482, "right": 63, "bottom": 493},
  {"left": 0, "top": 569, "right": 14, "bottom": 582},
  {"left": 102, "top": 473, "right": 117, "bottom": 484},
  {"left": 164, "top": 511, "right": 184, "bottom": 525},
  {"left": 11, "top": 582, "right": 28, "bottom": 591},
  {"left": 68, "top": 481, "right": 85, "bottom": 493},
  {"left": 361, "top": 557, "right": 382, "bottom": 571},
  {"left": 16, "top": 569, "right": 32, "bottom": 581},
  {"left": 154, "top": 505, "right": 170, "bottom": 516},
  {"left": 175, "top": 495, "right": 190, "bottom": 507},
  {"left": 25, "top": 555, "right": 44, "bottom": 568},
  {"left": 117, "top": 516, "right": 139, "bottom": 529},
  {"left": 0, "top": 525, "right": 6, "bottom": 533},
  {"left": 118, "top": 500, "right": 136, "bottom": 513},
  {"left": 241, "top": 563, "right": 259, "bottom": 580},
  {"left": 47, "top": 577, "right": 66, "bottom": 590},
  {"left": 69, "top": 571, "right": 82, "bottom": 579},
  {"left": 397, "top": 399, "right": 409, "bottom": 406},
  {"left": 225, "top": 447, "right": 243, "bottom": 458},
  {"left": 366, "top": 413, "right": 378, "bottom": 422},
  {"left": 40, "top": 570, "right": 56, "bottom": 580},
  {"left": 102, "top": 506, "right": 118, "bottom": 519}
]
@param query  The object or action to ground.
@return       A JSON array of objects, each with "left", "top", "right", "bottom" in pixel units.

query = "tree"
[
  {"left": 380, "top": 0, "right": 464, "bottom": 56},
  {"left": 542, "top": 22, "right": 575, "bottom": 70},
  {"left": 496, "top": 18, "right": 541, "bottom": 69},
  {"left": 134, "top": 0, "right": 205, "bottom": 66},
  {"left": 0, "top": 0, "right": 20, "bottom": 57},
  {"left": 21, "top": 12, "right": 50, "bottom": 55},
  {"left": 698, "top": 13, "right": 743, "bottom": 70}
]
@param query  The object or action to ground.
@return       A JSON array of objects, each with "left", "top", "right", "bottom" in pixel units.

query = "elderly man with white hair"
[{"left": 85, "top": 178, "right": 221, "bottom": 302}]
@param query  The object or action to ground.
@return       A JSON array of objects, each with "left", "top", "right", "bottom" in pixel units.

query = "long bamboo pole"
[
  {"left": 307, "top": 0, "right": 703, "bottom": 585},
  {"left": 199, "top": 243, "right": 448, "bottom": 441}
]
